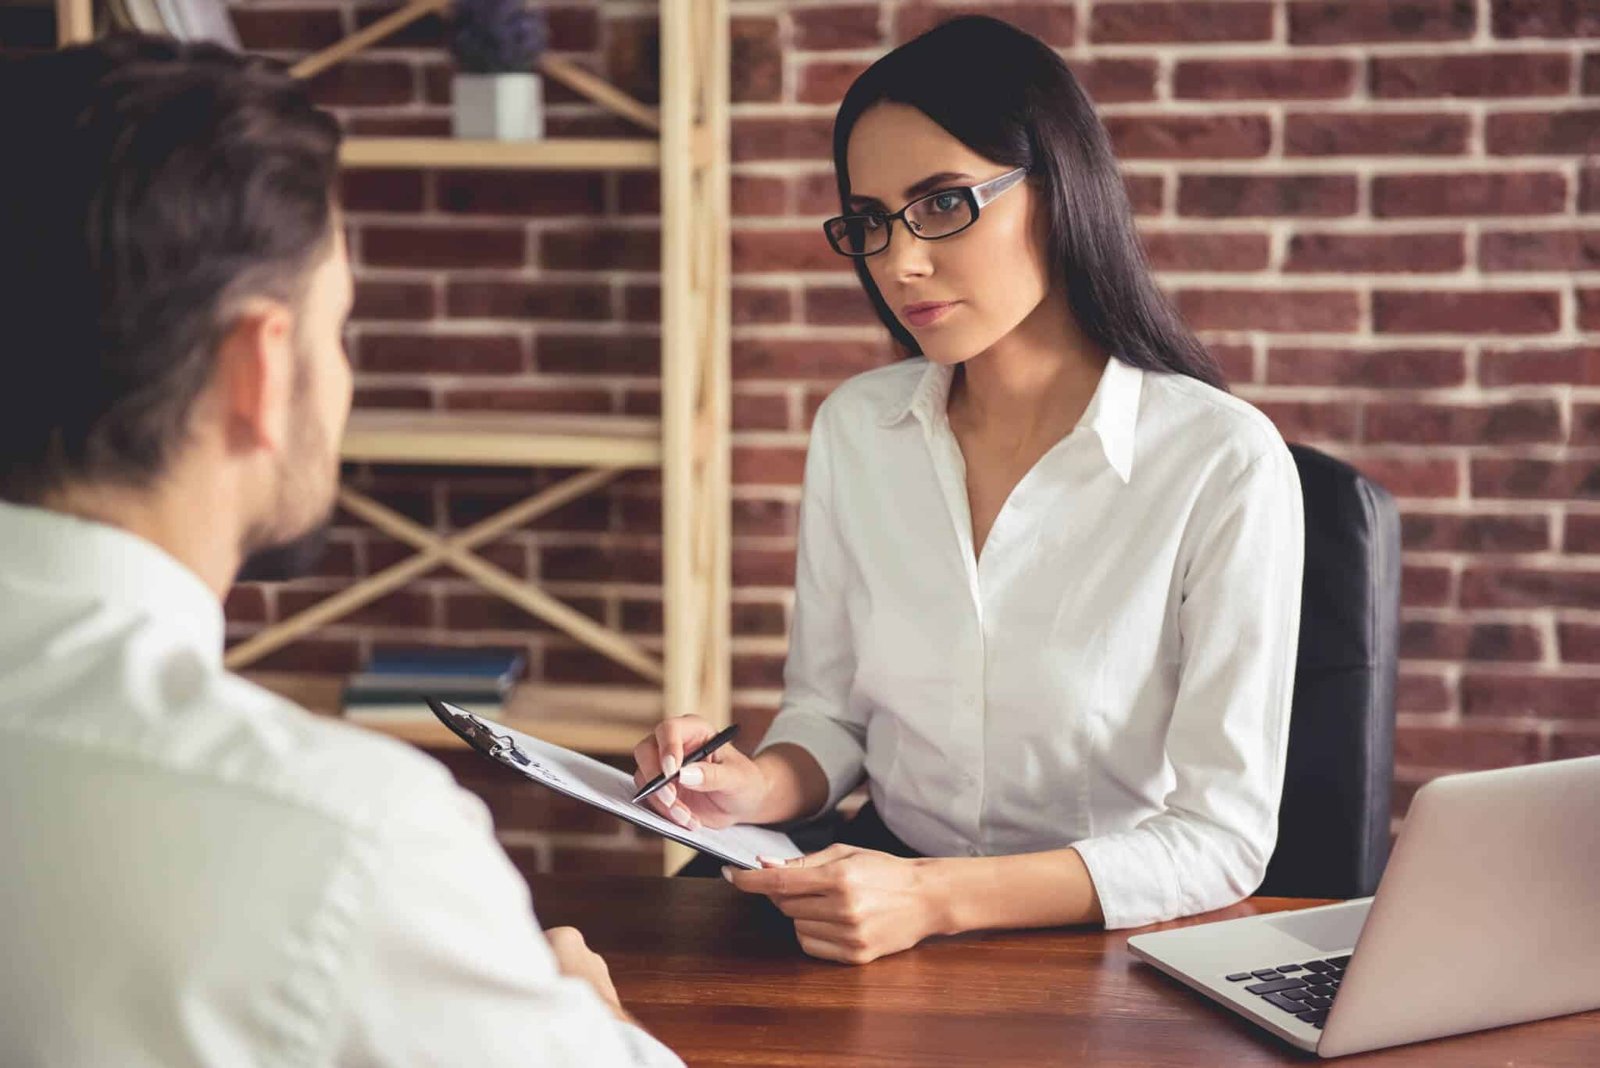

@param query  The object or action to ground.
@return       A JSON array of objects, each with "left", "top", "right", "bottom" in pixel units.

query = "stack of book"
[{"left": 342, "top": 647, "right": 527, "bottom": 726}]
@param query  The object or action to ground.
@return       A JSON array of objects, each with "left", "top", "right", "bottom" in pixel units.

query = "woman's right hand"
[{"left": 631, "top": 715, "right": 771, "bottom": 831}]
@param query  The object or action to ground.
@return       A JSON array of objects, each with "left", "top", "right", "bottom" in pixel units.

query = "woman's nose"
[{"left": 879, "top": 218, "right": 933, "bottom": 282}]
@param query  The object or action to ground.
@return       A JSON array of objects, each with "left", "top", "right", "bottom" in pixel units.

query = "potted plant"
[{"left": 450, "top": 0, "right": 550, "bottom": 141}]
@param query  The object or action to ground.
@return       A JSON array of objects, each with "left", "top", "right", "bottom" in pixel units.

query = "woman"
[{"left": 631, "top": 15, "right": 1303, "bottom": 963}]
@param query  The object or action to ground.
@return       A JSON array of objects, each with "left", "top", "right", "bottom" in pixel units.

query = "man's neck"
[{"left": 40, "top": 479, "right": 240, "bottom": 601}]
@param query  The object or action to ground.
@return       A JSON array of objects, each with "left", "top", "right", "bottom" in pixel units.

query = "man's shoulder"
[{"left": 195, "top": 671, "right": 464, "bottom": 835}]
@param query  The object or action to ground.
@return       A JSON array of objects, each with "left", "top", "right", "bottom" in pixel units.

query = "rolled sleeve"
[
  {"left": 753, "top": 400, "right": 867, "bottom": 816},
  {"left": 1074, "top": 444, "right": 1304, "bottom": 930},
  {"left": 756, "top": 703, "right": 866, "bottom": 816}
]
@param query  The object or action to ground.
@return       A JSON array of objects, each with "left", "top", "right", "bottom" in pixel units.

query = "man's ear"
[{"left": 214, "top": 299, "right": 295, "bottom": 455}]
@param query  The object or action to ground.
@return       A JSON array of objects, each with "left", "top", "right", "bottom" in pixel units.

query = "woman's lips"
[{"left": 902, "top": 301, "right": 960, "bottom": 328}]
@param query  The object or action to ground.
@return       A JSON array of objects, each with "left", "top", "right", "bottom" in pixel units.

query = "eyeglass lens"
[{"left": 827, "top": 190, "right": 975, "bottom": 256}]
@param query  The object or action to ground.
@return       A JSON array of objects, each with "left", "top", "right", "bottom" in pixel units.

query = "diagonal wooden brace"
[{"left": 224, "top": 466, "right": 664, "bottom": 685}]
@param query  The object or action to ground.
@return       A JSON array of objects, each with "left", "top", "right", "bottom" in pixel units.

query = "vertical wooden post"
[
  {"left": 700, "top": 0, "right": 732, "bottom": 768},
  {"left": 55, "top": 0, "right": 94, "bottom": 45},
  {"left": 660, "top": 0, "right": 692, "bottom": 728},
  {"left": 660, "top": 0, "right": 730, "bottom": 873}
]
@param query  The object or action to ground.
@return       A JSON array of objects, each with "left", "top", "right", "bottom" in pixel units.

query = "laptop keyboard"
[{"left": 1224, "top": 955, "right": 1350, "bottom": 1029}]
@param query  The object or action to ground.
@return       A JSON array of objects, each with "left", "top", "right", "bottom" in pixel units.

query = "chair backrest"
[{"left": 1257, "top": 444, "right": 1400, "bottom": 899}]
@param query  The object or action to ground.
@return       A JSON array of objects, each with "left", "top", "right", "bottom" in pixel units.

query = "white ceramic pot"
[{"left": 452, "top": 72, "right": 544, "bottom": 141}]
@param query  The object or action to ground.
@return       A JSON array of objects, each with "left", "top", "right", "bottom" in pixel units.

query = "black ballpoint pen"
[{"left": 632, "top": 723, "right": 740, "bottom": 805}]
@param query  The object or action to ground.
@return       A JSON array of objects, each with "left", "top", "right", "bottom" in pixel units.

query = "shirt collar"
[
  {"left": 879, "top": 356, "right": 1143, "bottom": 483},
  {"left": 879, "top": 358, "right": 958, "bottom": 432},
  {"left": 0, "top": 501, "right": 225, "bottom": 657}
]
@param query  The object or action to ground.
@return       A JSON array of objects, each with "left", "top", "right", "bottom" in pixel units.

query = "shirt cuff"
[
  {"left": 1070, "top": 829, "right": 1184, "bottom": 931},
  {"left": 753, "top": 706, "right": 866, "bottom": 818}
]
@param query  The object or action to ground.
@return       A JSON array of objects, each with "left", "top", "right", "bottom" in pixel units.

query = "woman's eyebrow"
[{"left": 848, "top": 171, "right": 972, "bottom": 208}]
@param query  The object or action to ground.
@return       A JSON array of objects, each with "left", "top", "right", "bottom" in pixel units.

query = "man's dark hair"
[{"left": 0, "top": 34, "right": 342, "bottom": 504}]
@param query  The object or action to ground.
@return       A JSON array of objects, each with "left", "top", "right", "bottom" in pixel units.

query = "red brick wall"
[{"left": 8, "top": 2, "right": 1599, "bottom": 874}]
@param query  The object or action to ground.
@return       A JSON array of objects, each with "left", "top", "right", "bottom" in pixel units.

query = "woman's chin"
[{"left": 918, "top": 343, "right": 982, "bottom": 369}]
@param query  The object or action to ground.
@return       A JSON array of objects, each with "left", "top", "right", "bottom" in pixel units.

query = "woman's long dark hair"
[{"left": 833, "top": 16, "right": 1226, "bottom": 390}]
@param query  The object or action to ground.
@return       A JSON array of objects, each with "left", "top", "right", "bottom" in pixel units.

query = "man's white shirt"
[{"left": 0, "top": 501, "right": 681, "bottom": 1066}]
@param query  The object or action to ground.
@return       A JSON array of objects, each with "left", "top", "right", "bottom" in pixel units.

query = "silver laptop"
[{"left": 1128, "top": 754, "right": 1600, "bottom": 1057}]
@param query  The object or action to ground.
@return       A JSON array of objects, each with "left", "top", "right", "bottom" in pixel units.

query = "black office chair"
[{"left": 1256, "top": 444, "right": 1400, "bottom": 900}]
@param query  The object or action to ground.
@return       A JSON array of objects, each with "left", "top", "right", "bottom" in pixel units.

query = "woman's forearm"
[
  {"left": 749, "top": 743, "right": 832, "bottom": 826},
  {"left": 921, "top": 847, "right": 1105, "bottom": 935}
]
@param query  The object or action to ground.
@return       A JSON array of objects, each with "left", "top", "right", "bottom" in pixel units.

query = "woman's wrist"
[
  {"left": 745, "top": 743, "right": 833, "bottom": 825},
  {"left": 745, "top": 749, "right": 782, "bottom": 823},
  {"left": 912, "top": 850, "right": 1106, "bottom": 936},
  {"left": 913, "top": 857, "right": 963, "bottom": 938},
  {"left": 745, "top": 746, "right": 810, "bottom": 825}
]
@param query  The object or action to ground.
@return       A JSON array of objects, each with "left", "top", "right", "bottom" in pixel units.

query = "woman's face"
[{"left": 844, "top": 102, "right": 1054, "bottom": 367}]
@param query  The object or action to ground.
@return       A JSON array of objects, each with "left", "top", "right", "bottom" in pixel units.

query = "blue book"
[{"left": 364, "top": 648, "right": 526, "bottom": 682}]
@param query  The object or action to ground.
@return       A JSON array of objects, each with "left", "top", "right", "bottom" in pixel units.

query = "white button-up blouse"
[{"left": 756, "top": 355, "right": 1305, "bottom": 930}]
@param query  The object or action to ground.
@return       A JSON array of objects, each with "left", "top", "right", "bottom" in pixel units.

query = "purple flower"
[{"left": 451, "top": 0, "right": 549, "bottom": 74}]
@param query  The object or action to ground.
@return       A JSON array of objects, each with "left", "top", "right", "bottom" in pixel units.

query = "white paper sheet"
[{"left": 441, "top": 702, "right": 803, "bottom": 869}]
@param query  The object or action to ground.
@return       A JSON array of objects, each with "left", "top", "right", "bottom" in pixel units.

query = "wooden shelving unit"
[
  {"left": 53, "top": 2, "right": 733, "bottom": 802},
  {"left": 339, "top": 136, "right": 661, "bottom": 171},
  {"left": 340, "top": 410, "right": 665, "bottom": 469},
  {"left": 244, "top": 671, "right": 662, "bottom": 755}
]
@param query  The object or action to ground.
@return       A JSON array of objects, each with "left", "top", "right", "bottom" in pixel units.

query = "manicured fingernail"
[
  {"left": 721, "top": 866, "right": 734, "bottom": 882},
  {"left": 662, "top": 755, "right": 678, "bottom": 776},
  {"left": 658, "top": 784, "right": 676, "bottom": 806},
  {"left": 671, "top": 804, "right": 692, "bottom": 825},
  {"left": 677, "top": 765, "right": 702, "bottom": 786},
  {"left": 756, "top": 854, "right": 787, "bottom": 866}
]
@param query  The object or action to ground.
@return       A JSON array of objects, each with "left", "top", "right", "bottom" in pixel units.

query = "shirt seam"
[{"left": 1179, "top": 447, "right": 1279, "bottom": 588}]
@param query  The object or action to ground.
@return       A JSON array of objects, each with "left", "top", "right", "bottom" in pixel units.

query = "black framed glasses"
[{"left": 822, "top": 167, "right": 1029, "bottom": 258}]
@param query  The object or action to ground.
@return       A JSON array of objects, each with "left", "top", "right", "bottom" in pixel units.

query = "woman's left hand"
[{"left": 724, "top": 844, "right": 944, "bottom": 964}]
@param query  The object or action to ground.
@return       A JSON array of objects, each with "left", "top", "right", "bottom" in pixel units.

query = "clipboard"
[{"left": 428, "top": 698, "right": 803, "bottom": 870}]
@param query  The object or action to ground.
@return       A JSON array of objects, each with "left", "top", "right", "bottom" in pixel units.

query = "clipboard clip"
[{"left": 440, "top": 703, "right": 531, "bottom": 767}]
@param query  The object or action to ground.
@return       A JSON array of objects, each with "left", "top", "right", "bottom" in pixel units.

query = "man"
[{"left": 0, "top": 36, "right": 680, "bottom": 1066}]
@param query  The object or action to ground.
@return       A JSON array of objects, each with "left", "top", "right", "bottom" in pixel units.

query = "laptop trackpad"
[{"left": 1266, "top": 902, "right": 1369, "bottom": 952}]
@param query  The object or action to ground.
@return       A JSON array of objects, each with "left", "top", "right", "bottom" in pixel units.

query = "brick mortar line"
[
  {"left": 721, "top": 101, "right": 1600, "bottom": 122},
  {"left": 767, "top": 42, "right": 1594, "bottom": 63},
  {"left": 1403, "top": 661, "right": 1600, "bottom": 677},
  {"left": 1403, "top": 557, "right": 1600, "bottom": 571},
  {"left": 712, "top": 319, "right": 1599, "bottom": 337},
  {"left": 1093, "top": 99, "right": 1598, "bottom": 116},
  {"left": 348, "top": 220, "right": 1596, "bottom": 235},
  {"left": 1123, "top": 158, "right": 1592, "bottom": 173}
]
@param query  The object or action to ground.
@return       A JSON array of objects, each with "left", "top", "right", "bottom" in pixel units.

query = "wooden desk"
[{"left": 523, "top": 871, "right": 1600, "bottom": 1067}]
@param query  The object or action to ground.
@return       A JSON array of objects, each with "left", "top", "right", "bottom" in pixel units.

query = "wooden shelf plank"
[
  {"left": 369, "top": 715, "right": 648, "bottom": 756},
  {"left": 341, "top": 410, "right": 663, "bottom": 468},
  {"left": 244, "top": 673, "right": 661, "bottom": 756},
  {"left": 340, "top": 137, "right": 661, "bottom": 171}
]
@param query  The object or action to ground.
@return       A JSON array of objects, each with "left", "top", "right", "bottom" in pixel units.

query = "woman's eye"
[{"left": 930, "top": 192, "right": 963, "bottom": 213}]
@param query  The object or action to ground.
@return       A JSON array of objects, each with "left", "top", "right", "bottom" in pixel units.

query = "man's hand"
[
  {"left": 545, "top": 926, "right": 627, "bottom": 1020},
  {"left": 725, "top": 845, "right": 946, "bottom": 965}
]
